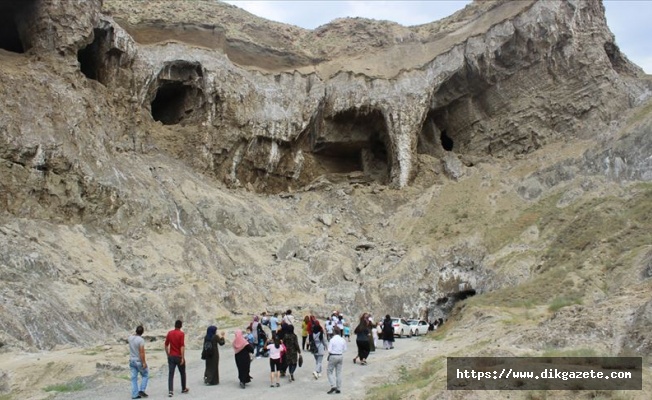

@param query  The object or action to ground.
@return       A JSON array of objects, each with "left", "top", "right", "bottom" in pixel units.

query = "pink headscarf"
[{"left": 232, "top": 329, "right": 249, "bottom": 353}]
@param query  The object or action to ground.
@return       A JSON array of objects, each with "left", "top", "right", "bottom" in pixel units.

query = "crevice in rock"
[
  {"left": 310, "top": 108, "right": 390, "bottom": 183},
  {"left": 149, "top": 61, "right": 206, "bottom": 126},
  {"left": 603, "top": 42, "right": 631, "bottom": 75},
  {"left": 0, "top": 0, "right": 38, "bottom": 53},
  {"left": 441, "top": 130, "right": 454, "bottom": 151},
  {"left": 78, "top": 28, "right": 110, "bottom": 82}
]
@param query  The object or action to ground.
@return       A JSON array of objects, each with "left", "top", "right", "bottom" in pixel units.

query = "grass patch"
[
  {"left": 43, "top": 380, "right": 86, "bottom": 393},
  {"left": 548, "top": 295, "right": 582, "bottom": 312},
  {"left": 365, "top": 357, "right": 446, "bottom": 400},
  {"left": 540, "top": 347, "right": 599, "bottom": 357},
  {"left": 215, "top": 315, "right": 243, "bottom": 329}
]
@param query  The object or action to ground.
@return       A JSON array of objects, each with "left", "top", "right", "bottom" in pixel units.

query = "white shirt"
[
  {"left": 328, "top": 334, "right": 347, "bottom": 355},
  {"left": 282, "top": 314, "right": 294, "bottom": 326}
]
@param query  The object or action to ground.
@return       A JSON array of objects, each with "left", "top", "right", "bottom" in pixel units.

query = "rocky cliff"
[{"left": 1, "top": 0, "right": 652, "bottom": 398}]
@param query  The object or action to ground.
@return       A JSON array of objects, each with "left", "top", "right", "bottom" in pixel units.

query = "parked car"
[
  {"left": 407, "top": 319, "right": 429, "bottom": 336},
  {"left": 390, "top": 318, "right": 412, "bottom": 338}
]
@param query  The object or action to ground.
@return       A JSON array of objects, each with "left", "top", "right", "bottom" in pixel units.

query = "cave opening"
[
  {"left": 313, "top": 108, "right": 390, "bottom": 182},
  {"left": 149, "top": 61, "right": 205, "bottom": 126},
  {"left": 0, "top": 1, "right": 37, "bottom": 53},
  {"left": 78, "top": 28, "right": 109, "bottom": 82},
  {"left": 441, "top": 130, "right": 454, "bottom": 151},
  {"left": 151, "top": 81, "right": 202, "bottom": 126}
]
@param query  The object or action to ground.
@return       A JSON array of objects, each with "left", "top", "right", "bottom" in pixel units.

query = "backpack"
[
  {"left": 309, "top": 333, "right": 321, "bottom": 354},
  {"left": 201, "top": 340, "right": 214, "bottom": 360}
]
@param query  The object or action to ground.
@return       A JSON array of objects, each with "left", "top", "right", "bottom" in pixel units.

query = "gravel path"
[{"left": 54, "top": 337, "right": 425, "bottom": 400}]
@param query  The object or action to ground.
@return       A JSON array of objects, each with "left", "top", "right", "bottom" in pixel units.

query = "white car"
[
  {"left": 390, "top": 318, "right": 412, "bottom": 338},
  {"left": 408, "top": 319, "right": 429, "bottom": 336}
]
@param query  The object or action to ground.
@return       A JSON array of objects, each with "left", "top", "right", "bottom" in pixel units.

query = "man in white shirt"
[
  {"left": 326, "top": 326, "right": 347, "bottom": 394},
  {"left": 282, "top": 309, "right": 295, "bottom": 326}
]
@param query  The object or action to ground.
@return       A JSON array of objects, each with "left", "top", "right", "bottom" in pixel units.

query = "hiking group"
[{"left": 127, "top": 310, "right": 426, "bottom": 398}]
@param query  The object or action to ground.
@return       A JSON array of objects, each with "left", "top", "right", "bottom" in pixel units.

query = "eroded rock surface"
[{"left": 1, "top": 1, "right": 652, "bottom": 398}]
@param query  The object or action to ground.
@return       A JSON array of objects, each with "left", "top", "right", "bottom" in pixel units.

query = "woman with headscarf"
[
  {"left": 282, "top": 324, "right": 302, "bottom": 381},
  {"left": 250, "top": 315, "right": 263, "bottom": 357},
  {"left": 233, "top": 329, "right": 254, "bottom": 389},
  {"left": 382, "top": 315, "right": 395, "bottom": 350},
  {"left": 203, "top": 325, "right": 225, "bottom": 385}
]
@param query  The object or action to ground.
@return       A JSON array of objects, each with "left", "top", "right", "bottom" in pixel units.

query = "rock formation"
[{"left": 1, "top": 0, "right": 652, "bottom": 397}]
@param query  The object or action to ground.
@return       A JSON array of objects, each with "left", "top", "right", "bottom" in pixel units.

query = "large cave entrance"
[
  {"left": 0, "top": 1, "right": 38, "bottom": 53},
  {"left": 151, "top": 81, "right": 202, "bottom": 125},
  {"left": 312, "top": 108, "right": 391, "bottom": 183},
  {"left": 149, "top": 61, "right": 206, "bottom": 126}
]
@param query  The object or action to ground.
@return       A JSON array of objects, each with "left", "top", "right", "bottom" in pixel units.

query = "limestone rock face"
[
  {"left": 95, "top": 0, "right": 646, "bottom": 190},
  {"left": 0, "top": 0, "right": 651, "bottom": 362}
]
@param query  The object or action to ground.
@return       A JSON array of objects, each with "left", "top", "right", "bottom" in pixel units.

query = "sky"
[{"left": 223, "top": 0, "right": 651, "bottom": 74}]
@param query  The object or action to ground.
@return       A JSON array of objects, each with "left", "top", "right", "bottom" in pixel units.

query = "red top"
[{"left": 165, "top": 329, "right": 185, "bottom": 357}]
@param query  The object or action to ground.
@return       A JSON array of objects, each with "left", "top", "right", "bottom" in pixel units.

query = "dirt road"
[{"left": 53, "top": 336, "right": 427, "bottom": 400}]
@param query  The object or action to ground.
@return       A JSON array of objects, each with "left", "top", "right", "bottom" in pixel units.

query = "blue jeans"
[{"left": 129, "top": 359, "right": 149, "bottom": 398}]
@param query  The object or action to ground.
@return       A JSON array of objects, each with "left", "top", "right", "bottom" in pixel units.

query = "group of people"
[{"left": 127, "top": 310, "right": 426, "bottom": 398}]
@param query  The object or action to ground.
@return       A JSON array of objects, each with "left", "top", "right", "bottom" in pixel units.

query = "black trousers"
[{"left": 168, "top": 355, "right": 187, "bottom": 392}]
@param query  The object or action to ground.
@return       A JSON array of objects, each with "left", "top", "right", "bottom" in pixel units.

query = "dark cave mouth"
[
  {"left": 151, "top": 81, "right": 203, "bottom": 126},
  {"left": 77, "top": 28, "right": 111, "bottom": 82},
  {"left": 313, "top": 109, "right": 391, "bottom": 181},
  {"left": 0, "top": 1, "right": 38, "bottom": 53}
]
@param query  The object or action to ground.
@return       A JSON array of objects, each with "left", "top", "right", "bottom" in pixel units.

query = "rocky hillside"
[{"left": 1, "top": 0, "right": 651, "bottom": 398}]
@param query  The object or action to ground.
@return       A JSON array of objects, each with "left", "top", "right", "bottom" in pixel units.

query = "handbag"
[{"left": 298, "top": 354, "right": 303, "bottom": 367}]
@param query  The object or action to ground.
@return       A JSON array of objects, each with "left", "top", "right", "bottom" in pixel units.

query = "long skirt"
[
  {"left": 235, "top": 348, "right": 252, "bottom": 384},
  {"left": 356, "top": 340, "right": 370, "bottom": 360},
  {"left": 204, "top": 351, "right": 220, "bottom": 385}
]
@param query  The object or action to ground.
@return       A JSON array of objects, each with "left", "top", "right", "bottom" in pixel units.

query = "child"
[
  {"left": 343, "top": 324, "right": 350, "bottom": 342},
  {"left": 245, "top": 327, "right": 255, "bottom": 346}
]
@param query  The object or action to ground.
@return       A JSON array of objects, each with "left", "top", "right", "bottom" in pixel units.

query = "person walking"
[
  {"left": 282, "top": 324, "right": 302, "bottom": 382},
  {"left": 165, "top": 320, "right": 189, "bottom": 397},
  {"left": 310, "top": 322, "right": 327, "bottom": 379},
  {"left": 301, "top": 315, "right": 309, "bottom": 350},
  {"left": 353, "top": 313, "right": 371, "bottom": 365},
  {"left": 270, "top": 312, "right": 280, "bottom": 340},
  {"left": 382, "top": 315, "right": 395, "bottom": 350},
  {"left": 250, "top": 315, "right": 263, "bottom": 358},
  {"left": 264, "top": 336, "right": 283, "bottom": 387},
  {"left": 282, "top": 309, "right": 295, "bottom": 326},
  {"left": 233, "top": 329, "right": 254, "bottom": 389},
  {"left": 326, "top": 326, "right": 347, "bottom": 394},
  {"left": 128, "top": 325, "right": 149, "bottom": 399},
  {"left": 203, "top": 325, "right": 226, "bottom": 386}
]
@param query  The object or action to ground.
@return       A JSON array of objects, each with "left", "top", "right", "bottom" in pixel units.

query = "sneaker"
[
  {"left": 138, "top": 392, "right": 149, "bottom": 398},
  {"left": 327, "top": 388, "right": 337, "bottom": 394},
  {"left": 240, "top": 382, "right": 246, "bottom": 389},
  {"left": 270, "top": 384, "right": 275, "bottom": 387},
  {"left": 313, "top": 371, "right": 319, "bottom": 379},
  {"left": 256, "top": 356, "right": 262, "bottom": 359},
  {"left": 132, "top": 396, "right": 142, "bottom": 399},
  {"left": 276, "top": 383, "right": 280, "bottom": 387},
  {"left": 290, "top": 374, "right": 295, "bottom": 381},
  {"left": 168, "top": 392, "right": 173, "bottom": 398},
  {"left": 181, "top": 388, "right": 189, "bottom": 394},
  {"left": 336, "top": 389, "right": 341, "bottom": 394}
]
